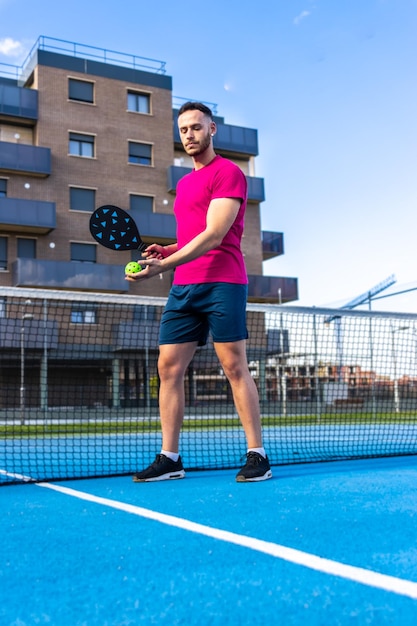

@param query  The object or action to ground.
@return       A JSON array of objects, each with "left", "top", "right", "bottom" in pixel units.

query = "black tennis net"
[{"left": 1, "top": 287, "right": 417, "bottom": 484}]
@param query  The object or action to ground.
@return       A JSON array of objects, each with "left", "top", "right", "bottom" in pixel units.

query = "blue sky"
[{"left": 1, "top": 0, "right": 416, "bottom": 312}]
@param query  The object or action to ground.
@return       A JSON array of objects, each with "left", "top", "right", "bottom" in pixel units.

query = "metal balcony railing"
[
  {"left": 0, "top": 83, "right": 38, "bottom": 120},
  {"left": 262, "top": 231, "right": 284, "bottom": 260},
  {"left": 12, "top": 259, "right": 128, "bottom": 292},
  {"left": 173, "top": 118, "right": 258, "bottom": 156},
  {"left": 247, "top": 275, "right": 298, "bottom": 303},
  {"left": 0, "top": 141, "right": 51, "bottom": 176},
  {"left": 0, "top": 197, "right": 55, "bottom": 233},
  {"left": 167, "top": 166, "right": 264, "bottom": 202}
]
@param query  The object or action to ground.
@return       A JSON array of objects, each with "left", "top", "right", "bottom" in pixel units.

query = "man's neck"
[{"left": 193, "top": 148, "right": 217, "bottom": 170}]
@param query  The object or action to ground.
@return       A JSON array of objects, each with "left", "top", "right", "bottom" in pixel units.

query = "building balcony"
[
  {"left": 262, "top": 231, "right": 284, "bottom": 260},
  {"left": 0, "top": 141, "right": 51, "bottom": 177},
  {"left": 113, "top": 321, "right": 160, "bottom": 351},
  {"left": 0, "top": 317, "right": 58, "bottom": 350},
  {"left": 11, "top": 259, "right": 128, "bottom": 292},
  {"left": 247, "top": 274, "right": 298, "bottom": 304},
  {"left": 167, "top": 166, "right": 265, "bottom": 202},
  {"left": 166, "top": 165, "right": 189, "bottom": 192},
  {"left": 211, "top": 122, "right": 258, "bottom": 157},
  {"left": 0, "top": 197, "right": 56, "bottom": 233},
  {"left": 247, "top": 177, "right": 265, "bottom": 203},
  {"left": 130, "top": 209, "right": 176, "bottom": 244},
  {"left": 173, "top": 115, "right": 258, "bottom": 157},
  {"left": 0, "top": 82, "right": 38, "bottom": 122}
]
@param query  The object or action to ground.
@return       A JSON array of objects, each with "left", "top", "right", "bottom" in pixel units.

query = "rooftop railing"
[{"left": 0, "top": 35, "right": 167, "bottom": 81}]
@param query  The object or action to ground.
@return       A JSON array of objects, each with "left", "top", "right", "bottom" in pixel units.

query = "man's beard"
[{"left": 184, "top": 130, "right": 212, "bottom": 156}]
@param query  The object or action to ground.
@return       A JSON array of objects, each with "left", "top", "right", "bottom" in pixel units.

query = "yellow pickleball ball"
[{"left": 125, "top": 261, "right": 142, "bottom": 274}]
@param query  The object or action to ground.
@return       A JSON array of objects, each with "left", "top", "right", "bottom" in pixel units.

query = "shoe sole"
[
  {"left": 133, "top": 470, "right": 185, "bottom": 483},
  {"left": 236, "top": 469, "right": 272, "bottom": 483}
]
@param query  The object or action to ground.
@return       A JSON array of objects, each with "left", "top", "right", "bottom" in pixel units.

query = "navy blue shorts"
[{"left": 159, "top": 283, "right": 249, "bottom": 346}]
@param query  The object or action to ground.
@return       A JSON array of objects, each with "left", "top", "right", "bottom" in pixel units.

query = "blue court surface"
[{"left": 1, "top": 455, "right": 417, "bottom": 625}]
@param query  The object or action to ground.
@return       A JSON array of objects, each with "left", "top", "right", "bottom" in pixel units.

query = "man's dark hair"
[{"left": 177, "top": 101, "right": 213, "bottom": 119}]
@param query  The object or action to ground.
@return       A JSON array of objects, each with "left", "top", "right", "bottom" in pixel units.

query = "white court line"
[
  {"left": 37, "top": 481, "right": 417, "bottom": 601},
  {"left": 0, "top": 469, "right": 34, "bottom": 482}
]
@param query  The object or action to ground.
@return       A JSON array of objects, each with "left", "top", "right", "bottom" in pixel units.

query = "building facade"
[{"left": 0, "top": 36, "right": 298, "bottom": 303}]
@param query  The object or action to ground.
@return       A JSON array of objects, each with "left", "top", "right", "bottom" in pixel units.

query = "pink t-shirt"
[{"left": 173, "top": 155, "right": 248, "bottom": 285}]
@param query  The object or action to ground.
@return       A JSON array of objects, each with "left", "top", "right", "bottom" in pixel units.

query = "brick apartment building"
[
  {"left": 0, "top": 36, "right": 298, "bottom": 303},
  {"left": 0, "top": 37, "right": 299, "bottom": 411}
]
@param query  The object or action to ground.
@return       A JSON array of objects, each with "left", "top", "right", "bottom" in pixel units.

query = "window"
[
  {"left": 130, "top": 195, "right": 153, "bottom": 213},
  {"left": 71, "top": 307, "right": 97, "bottom": 324},
  {"left": 69, "top": 79, "right": 94, "bottom": 103},
  {"left": 127, "top": 91, "right": 150, "bottom": 114},
  {"left": 0, "top": 179, "right": 7, "bottom": 197},
  {"left": 69, "top": 132, "right": 95, "bottom": 158},
  {"left": 17, "top": 238, "right": 36, "bottom": 259},
  {"left": 70, "top": 187, "right": 96, "bottom": 212},
  {"left": 71, "top": 242, "right": 96, "bottom": 263},
  {"left": 128, "top": 142, "right": 152, "bottom": 166},
  {"left": 0, "top": 237, "right": 7, "bottom": 270},
  {"left": 0, "top": 297, "right": 5, "bottom": 318}
]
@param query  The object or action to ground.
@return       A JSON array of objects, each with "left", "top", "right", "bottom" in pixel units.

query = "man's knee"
[
  {"left": 221, "top": 357, "right": 247, "bottom": 382},
  {"left": 158, "top": 355, "right": 182, "bottom": 380},
  {"left": 158, "top": 344, "right": 196, "bottom": 380}
]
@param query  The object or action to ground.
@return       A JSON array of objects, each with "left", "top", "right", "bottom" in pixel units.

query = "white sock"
[
  {"left": 248, "top": 447, "right": 266, "bottom": 458},
  {"left": 161, "top": 449, "right": 179, "bottom": 462}
]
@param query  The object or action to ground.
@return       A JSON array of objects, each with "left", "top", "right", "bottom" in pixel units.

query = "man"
[{"left": 126, "top": 102, "right": 272, "bottom": 483}]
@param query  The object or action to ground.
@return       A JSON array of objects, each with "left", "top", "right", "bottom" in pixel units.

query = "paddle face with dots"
[{"left": 89, "top": 205, "right": 147, "bottom": 253}]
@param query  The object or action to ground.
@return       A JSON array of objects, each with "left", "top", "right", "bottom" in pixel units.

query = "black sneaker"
[
  {"left": 236, "top": 452, "right": 272, "bottom": 482},
  {"left": 133, "top": 454, "right": 185, "bottom": 482}
]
